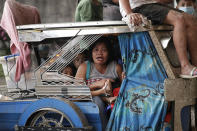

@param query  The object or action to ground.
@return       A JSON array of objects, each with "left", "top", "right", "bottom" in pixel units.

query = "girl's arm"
[
  {"left": 91, "top": 88, "right": 106, "bottom": 96},
  {"left": 75, "top": 62, "right": 109, "bottom": 92},
  {"left": 89, "top": 79, "right": 108, "bottom": 90},
  {"left": 90, "top": 79, "right": 113, "bottom": 96},
  {"left": 75, "top": 62, "right": 87, "bottom": 80}
]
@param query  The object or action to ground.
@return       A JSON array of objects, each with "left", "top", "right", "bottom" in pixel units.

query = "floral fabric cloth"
[{"left": 106, "top": 32, "right": 168, "bottom": 131}]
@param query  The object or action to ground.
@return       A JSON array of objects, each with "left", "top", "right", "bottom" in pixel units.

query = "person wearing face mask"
[
  {"left": 176, "top": 0, "right": 197, "bottom": 17},
  {"left": 119, "top": 0, "right": 197, "bottom": 79}
]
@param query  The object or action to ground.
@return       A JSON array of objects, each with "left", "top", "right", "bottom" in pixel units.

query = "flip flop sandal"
[{"left": 180, "top": 67, "right": 197, "bottom": 79}]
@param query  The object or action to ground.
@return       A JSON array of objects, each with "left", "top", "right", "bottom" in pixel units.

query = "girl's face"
[
  {"left": 92, "top": 42, "right": 109, "bottom": 65},
  {"left": 62, "top": 66, "right": 73, "bottom": 76}
]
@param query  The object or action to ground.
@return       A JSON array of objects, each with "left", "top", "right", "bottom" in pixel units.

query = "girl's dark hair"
[{"left": 88, "top": 37, "right": 113, "bottom": 64}]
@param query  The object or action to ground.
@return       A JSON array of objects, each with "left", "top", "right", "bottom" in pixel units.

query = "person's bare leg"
[
  {"left": 182, "top": 13, "right": 197, "bottom": 66},
  {"left": 164, "top": 10, "right": 195, "bottom": 75},
  {"left": 187, "top": 30, "right": 197, "bottom": 66}
]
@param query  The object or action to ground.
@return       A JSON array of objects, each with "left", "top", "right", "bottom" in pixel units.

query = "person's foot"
[{"left": 180, "top": 65, "right": 197, "bottom": 78}]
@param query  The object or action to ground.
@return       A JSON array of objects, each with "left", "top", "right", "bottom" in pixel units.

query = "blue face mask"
[{"left": 178, "top": 6, "right": 196, "bottom": 15}]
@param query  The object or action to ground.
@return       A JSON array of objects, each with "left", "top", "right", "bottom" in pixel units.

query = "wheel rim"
[{"left": 28, "top": 108, "right": 74, "bottom": 127}]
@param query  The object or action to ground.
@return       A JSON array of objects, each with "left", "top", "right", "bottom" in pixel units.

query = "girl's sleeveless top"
[{"left": 86, "top": 61, "right": 118, "bottom": 86}]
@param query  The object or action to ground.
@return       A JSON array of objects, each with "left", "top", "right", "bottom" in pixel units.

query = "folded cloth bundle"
[{"left": 1, "top": 0, "right": 41, "bottom": 81}]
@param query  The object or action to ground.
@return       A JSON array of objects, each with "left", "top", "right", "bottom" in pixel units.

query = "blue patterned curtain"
[{"left": 106, "top": 32, "right": 168, "bottom": 131}]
